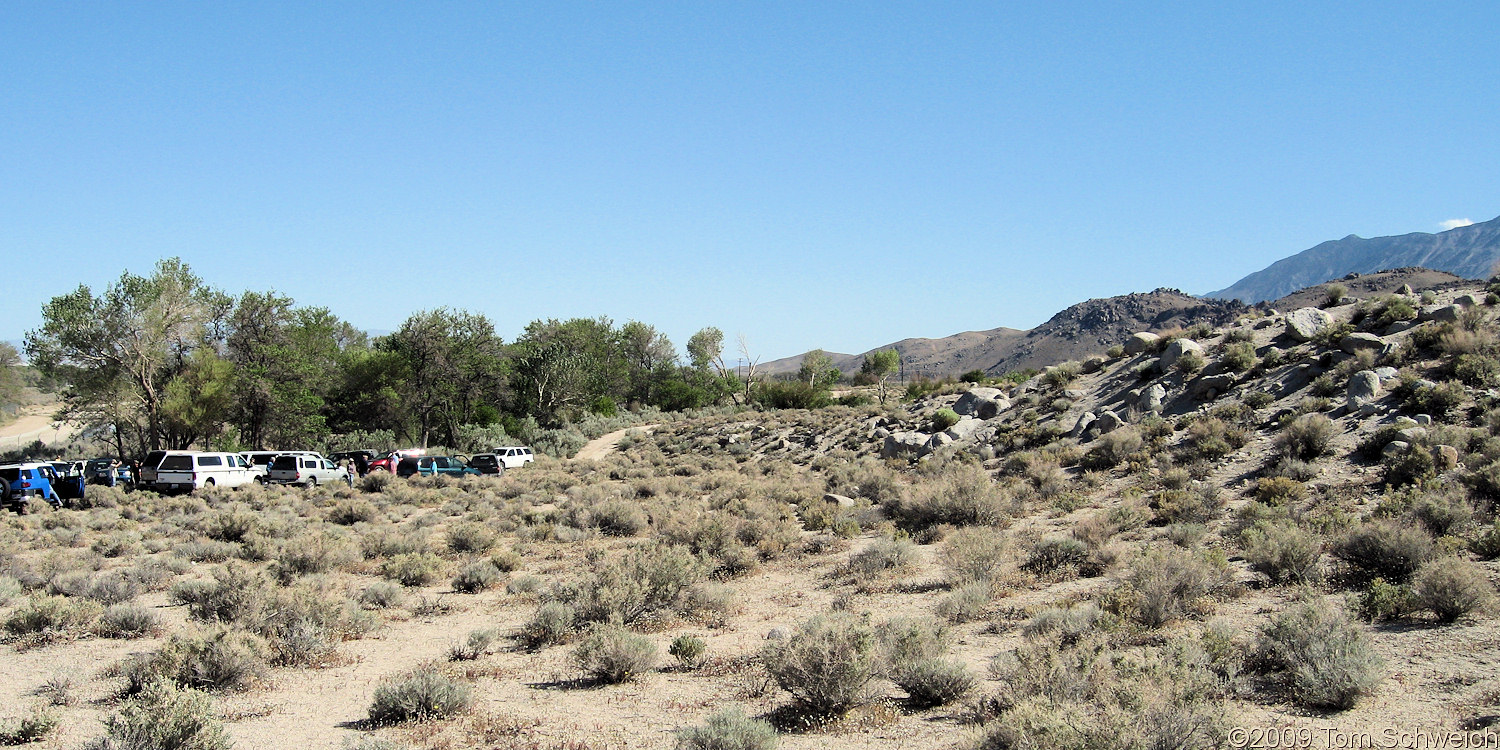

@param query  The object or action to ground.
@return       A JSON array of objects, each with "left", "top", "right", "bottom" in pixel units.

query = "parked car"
[
  {"left": 0, "top": 463, "right": 63, "bottom": 508},
  {"left": 137, "top": 450, "right": 168, "bottom": 486},
  {"left": 490, "top": 446, "right": 535, "bottom": 469},
  {"left": 47, "top": 461, "right": 87, "bottom": 503},
  {"left": 85, "top": 457, "right": 134, "bottom": 487},
  {"left": 152, "top": 451, "right": 256, "bottom": 493},
  {"left": 329, "top": 450, "right": 377, "bottom": 476},
  {"left": 367, "top": 448, "right": 425, "bottom": 474},
  {"left": 239, "top": 452, "right": 283, "bottom": 484},
  {"left": 396, "top": 455, "right": 480, "bottom": 479},
  {"left": 268, "top": 454, "right": 350, "bottom": 487},
  {"left": 466, "top": 453, "right": 507, "bottom": 477}
]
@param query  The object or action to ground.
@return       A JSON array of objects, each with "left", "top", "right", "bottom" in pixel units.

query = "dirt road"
[
  {"left": 0, "top": 405, "right": 80, "bottom": 448},
  {"left": 573, "top": 424, "right": 657, "bottom": 461}
]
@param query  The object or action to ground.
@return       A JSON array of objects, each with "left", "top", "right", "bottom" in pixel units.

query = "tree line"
[{"left": 22, "top": 259, "right": 901, "bottom": 456}]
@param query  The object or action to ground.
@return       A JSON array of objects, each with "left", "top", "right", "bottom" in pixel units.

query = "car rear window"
[
  {"left": 159, "top": 455, "right": 193, "bottom": 471},
  {"left": 0, "top": 468, "right": 19, "bottom": 482},
  {"left": 471, "top": 455, "right": 496, "bottom": 467},
  {"left": 143, "top": 451, "right": 167, "bottom": 468},
  {"left": 271, "top": 456, "right": 299, "bottom": 470}
]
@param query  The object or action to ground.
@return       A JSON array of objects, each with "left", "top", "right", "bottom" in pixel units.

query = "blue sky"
[{"left": 3, "top": 2, "right": 1497, "bottom": 361}]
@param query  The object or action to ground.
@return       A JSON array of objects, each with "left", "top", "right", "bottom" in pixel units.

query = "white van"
[
  {"left": 152, "top": 451, "right": 256, "bottom": 493},
  {"left": 267, "top": 453, "right": 350, "bottom": 487}
]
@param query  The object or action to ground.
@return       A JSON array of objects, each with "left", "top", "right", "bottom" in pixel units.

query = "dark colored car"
[
  {"left": 466, "top": 453, "right": 506, "bottom": 477},
  {"left": 396, "top": 455, "right": 481, "bottom": 479},
  {"left": 48, "top": 461, "right": 87, "bottom": 502},
  {"left": 85, "top": 457, "right": 134, "bottom": 487},
  {"left": 330, "top": 450, "right": 377, "bottom": 476}
]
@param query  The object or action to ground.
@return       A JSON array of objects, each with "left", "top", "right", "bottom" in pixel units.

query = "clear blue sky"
[{"left": 4, "top": 2, "right": 1497, "bottom": 361}]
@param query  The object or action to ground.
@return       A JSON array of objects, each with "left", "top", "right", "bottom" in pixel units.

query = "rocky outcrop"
[{"left": 1285, "top": 308, "right": 1334, "bottom": 342}]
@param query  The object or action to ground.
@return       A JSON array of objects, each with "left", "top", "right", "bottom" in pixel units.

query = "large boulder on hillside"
[
  {"left": 1456, "top": 294, "right": 1481, "bottom": 308},
  {"left": 1139, "top": 383, "right": 1167, "bottom": 412},
  {"left": 953, "top": 388, "right": 1004, "bottom": 416},
  {"left": 1285, "top": 307, "right": 1334, "bottom": 342},
  {"left": 977, "top": 397, "right": 1008, "bottom": 419},
  {"left": 882, "top": 431, "right": 929, "bottom": 458},
  {"left": 1070, "top": 412, "right": 1097, "bottom": 439},
  {"left": 1190, "top": 373, "right": 1238, "bottom": 400},
  {"left": 1340, "top": 333, "right": 1385, "bottom": 354},
  {"left": 1421, "top": 305, "right": 1462, "bottom": 323},
  {"left": 943, "top": 417, "right": 985, "bottom": 442},
  {"left": 1094, "top": 411, "right": 1125, "bottom": 434},
  {"left": 1160, "top": 338, "right": 1204, "bottom": 371},
  {"left": 1125, "top": 332, "right": 1160, "bottom": 355},
  {"left": 1348, "top": 370, "right": 1382, "bottom": 407}
]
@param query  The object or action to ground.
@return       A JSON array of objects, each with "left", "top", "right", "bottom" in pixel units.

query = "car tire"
[
  {"left": 204, "top": 478, "right": 216, "bottom": 487},
  {"left": 370, "top": 466, "right": 388, "bottom": 473},
  {"left": 307, "top": 477, "right": 317, "bottom": 487},
  {"left": 255, "top": 476, "right": 267, "bottom": 485}
]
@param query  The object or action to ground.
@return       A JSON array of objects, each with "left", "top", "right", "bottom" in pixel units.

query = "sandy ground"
[
  {"left": 0, "top": 404, "right": 79, "bottom": 448},
  {"left": 574, "top": 426, "right": 658, "bottom": 463}
]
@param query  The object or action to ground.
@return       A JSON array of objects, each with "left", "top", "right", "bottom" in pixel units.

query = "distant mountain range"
[
  {"left": 1208, "top": 215, "right": 1500, "bottom": 303},
  {"left": 763, "top": 289, "right": 1246, "bottom": 378}
]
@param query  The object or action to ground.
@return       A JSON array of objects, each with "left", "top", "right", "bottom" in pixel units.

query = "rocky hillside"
[
  {"left": 764, "top": 288, "right": 1245, "bottom": 378},
  {"left": 1266, "top": 267, "right": 1469, "bottom": 311},
  {"left": 1209, "top": 215, "right": 1500, "bottom": 303}
]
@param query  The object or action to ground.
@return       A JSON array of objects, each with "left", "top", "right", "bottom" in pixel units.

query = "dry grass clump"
[{"left": 674, "top": 708, "right": 779, "bottom": 750}]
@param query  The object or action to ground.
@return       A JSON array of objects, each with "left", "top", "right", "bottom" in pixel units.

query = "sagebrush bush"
[
  {"left": 358, "top": 581, "right": 405, "bottom": 609},
  {"left": 573, "top": 624, "right": 657, "bottom": 683},
  {"left": 451, "top": 560, "right": 504, "bottom": 593},
  {"left": 98, "top": 603, "right": 163, "bottom": 639},
  {"left": 447, "top": 629, "right": 496, "bottom": 661},
  {"left": 893, "top": 657, "right": 974, "bottom": 708},
  {"left": 888, "top": 462, "right": 1010, "bottom": 530},
  {"left": 1118, "top": 547, "right": 1227, "bottom": 627},
  {"left": 89, "top": 679, "right": 231, "bottom": 750},
  {"left": 4, "top": 594, "right": 102, "bottom": 640},
  {"left": 120, "top": 628, "right": 269, "bottom": 694},
  {"left": 1355, "top": 578, "right": 1418, "bottom": 622},
  {"left": 669, "top": 634, "right": 708, "bottom": 670},
  {"left": 520, "top": 601, "right": 577, "bottom": 649},
  {"left": 446, "top": 522, "right": 497, "bottom": 553},
  {"left": 1333, "top": 520, "right": 1435, "bottom": 584},
  {"left": 1241, "top": 521, "right": 1322, "bottom": 584},
  {"left": 569, "top": 543, "right": 705, "bottom": 625},
  {"left": 1253, "top": 476, "right": 1308, "bottom": 506},
  {"left": 368, "top": 666, "right": 473, "bottom": 724},
  {"left": 930, "top": 408, "right": 961, "bottom": 432},
  {"left": 937, "top": 527, "right": 1008, "bottom": 584},
  {"left": 170, "top": 563, "right": 267, "bottom": 624},
  {"left": 1257, "top": 600, "right": 1383, "bottom": 710},
  {"left": 382, "top": 553, "right": 446, "bottom": 587},
  {"left": 674, "top": 708, "right": 778, "bottom": 750},
  {"left": 1021, "top": 603, "right": 1104, "bottom": 645},
  {"left": 762, "top": 612, "right": 878, "bottom": 716},
  {"left": 0, "top": 709, "right": 58, "bottom": 745},
  {"left": 1024, "top": 536, "right": 1089, "bottom": 576},
  {"left": 936, "top": 581, "right": 993, "bottom": 623},
  {"left": 847, "top": 538, "right": 916, "bottom": 580},
  {"left": 1276, "top": 413, "right": 1337, "bottom": 461},
  {"left": 1084, "top": 427, "right": 1143, "bottom": 469},
  {"left": 1412, "top": 557, "right": 1495, "bottom": 623}
]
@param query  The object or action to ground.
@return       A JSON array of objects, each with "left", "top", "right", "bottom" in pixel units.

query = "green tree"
[
  {"left": 619, "top": 320, "right": 676, "bottom": 407},
  {"left": 510, "top": 317, "right": 626, "bottom": 424},
  {"left": 797, "top": 349, "right": 842, "bottom": 390},
  {"left": 0, "top": 342, "right": 24, "bottom": 417},
  {"left": 25, "top": 258, "right": 228, "bottom": 452},
  {"left": 861, "top": 349, "right": 901, "bottom": 403},
  {"left": 160, "top": 348, "right": 235, "bottom": 449},
  {"left": 381, "top": 308, "right": 506, "bottom": 447},
  {"left": 226, "top": 292, "right": 351, "bottom": 449}
]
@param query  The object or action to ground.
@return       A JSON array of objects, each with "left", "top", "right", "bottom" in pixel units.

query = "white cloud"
[{"left": 1440, "top": 218, "right": 1475, "bottom": 231}]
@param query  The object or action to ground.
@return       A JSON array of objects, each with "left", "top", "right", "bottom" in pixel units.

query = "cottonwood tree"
[
  {"left": 381, "top": 308, "right": 506, "bottom": 447},
  {"left": 25, "top": 258, "right": 228, "bottom": 452},
  {"left": 619, "top": 320, "right": 676, "bottom": 406},
  {"left": 861, "top": 349, "right": 901, "bottom": 403},
  {"left": 797, "top": 349, "right": 842, "bottom": 390},
  {"left": 227, "top": 292, "right": 353, "bottom": 449}
]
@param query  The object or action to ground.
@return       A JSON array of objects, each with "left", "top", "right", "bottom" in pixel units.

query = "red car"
[{"left": 366, "top": 448, "right": 426, "bottom": 474}]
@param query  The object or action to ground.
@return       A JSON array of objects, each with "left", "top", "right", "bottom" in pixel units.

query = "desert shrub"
[
  {"left": 1412, "top": 558, "right": 1495, "bottom": 623},
  {"left": 1241, "top": 522, "right": 1322, "bottom": 584},
  {"left": 368, "top": 666, "right": 473, "bottom": 725},
  {"left": 893, "top": 657, "right": 974, "bottom": 708},
  {"left": 674, "top": 708, "right": 778, "bottom": 750},
  {"left": 1355, "top": 578, "right": 1418, "bottom": 622},
  {"left": 1406, "top": 490, "right": 1473, "bottom": 537},
  {"left": 888, "top": 462, "right": 1010, "bottom": 530},
  {"left": 170, "top": 564, "right": 267, "bottom": 624},
  {"left": 1453, "top": 353, "right": 1500, "bottom": 387},
  {"left": 1220, "top": 342, "right": 1257, "bottom": 372},
  {"left": 358, "top": 581, "right": 405, "bottom": 609},
  {"left": 1256, "top": 600, "right": 1383, "bottom": 710},
  {"left": 80, "top": 570, "right": 142, "bottom": 605},
  {"left": 847, "top": 538, "right": 916, "bottom": 580},
  {"left": 1023, "top": 536, "right": 1089, "bottom": 576},
  {"left": 89, "top": 680, "right": 230, "bottom": 750},
  {"left": 1084, "top": 427, "right": 1143, "bottom": 470},
  {"left": 200, "top": 510, "right": 258, "bottom": 543},
  {"left": 121, "top": 628, "right": 269, "bottom": 694},
  {"left": 4, "top": 594, "right": 101, "bottom": 640},
  {"left": 1404, "top": 380, "right": 1465, "bottom": 420},
  {"left": 98, "top": 603, "right": 163, "bottom": 639},
  {"left": 1383, "top": 445, "right": 1436, "bottom": 487},
  {"left": 0, "top": 576, "right": 21, "bottom": 607},
  {"left": 569, "top": 543, "right": 705, "bottom": 625},
  {"left": 930, "top": 409, "right": 961, "bottom": 432},
  {"left": 573, "top": 624, "right": 657, "bottom": 683},
  {"left": 489, "top": 548, "right": 524, "bottom": 572},
  {"left": 447, "top": 629, "right": 496, "bottom": 661},
  {"left": 1175, "top": 350, "right": 1207, "bottom": 374},
  {"left": 762, "top": 612, "right": 878, "bottom": 716},
  {"left": 589, "top": 500, "right": 649, "bottom": 536},
  {"left": 446, "top": 522, "right": 496, "bottom": 553},
  {"left": 382, "top": 553, "right": 446, "bottom": 587},
  {"left": 936, "top": 581, "right": 992, "bottom": 623},
  {"left": 1021, "top": 603, "right": 1104, "bottom": 645},
  {"left": 1118, "top": 547, "right": 1227, "bottom": 627},
  {"left": 506, "top": 575, "right": 542, "bottom": 595},
  {"left": 669, "top": 634, "right": 707, "bottom": 670},
  {"left": 1252, "top": 476, "right": 1307, "bottom": 506},
  {"left": 1471, "top": 519, "right": 1500, "bottom": 559},
  {"left": 1042, "top": 361, "right": 1083, "bottom": 388},
  {"left": 273, "top": 534, "right": 356, "bottom": 581},
  {"left": 1276, "top": 414, "right": 1336, "bottom": 461},
  {"left": 824, "top": 460, "right": 902, "bottom": 505},
  {"left": 520, "top": 602, "right": 577, "bottom": 649},
  {"left": 451, "top": 560, "right": 503, "bottom": 594},
  {"left": 937, "top": 527, "right": 1008, "bottom": 584},
  {"left": 328, "top": 498, "right": 378, "bottom": 524},
  {"left": 1332, "top": 521, "right": 1435, "bottom": 584},
  {"left": 360, "top": 472, "right": 396, "bottom": 493},
  {"left": 1151, "top": 486, "right": 1224, "bottom": 526},
  {"left": 1324, "top": 283, "right": 1348, "bottom": 306},
  {"left": 0, "top": 709, "right": 58, "bottom": 745}
]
